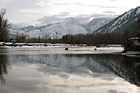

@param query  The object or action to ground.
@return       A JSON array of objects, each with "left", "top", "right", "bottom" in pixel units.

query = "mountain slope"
[
  {"left": 41, "top": 17, "right": 87, "bottom": 38},
  {"left": 10, "top": 17, "right": 87, "bottom": 39},
  {"left": 93, "top": 6, "right": 140, "bottom": 34},
  {"left": 86, "top": 18, "right": 113, "bottom": 33}
]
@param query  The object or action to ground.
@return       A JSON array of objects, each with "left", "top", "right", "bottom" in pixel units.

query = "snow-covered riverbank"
[{"left": 0, "top": 44, "right": 123, "bottom": 55}]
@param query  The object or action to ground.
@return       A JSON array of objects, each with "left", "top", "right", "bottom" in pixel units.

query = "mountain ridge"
[
  {"left": 92, "top": 6, "right": 140, "bottom": 34},
  {"left": 10, "top": 17, "right": 88, "bottom": 39}
]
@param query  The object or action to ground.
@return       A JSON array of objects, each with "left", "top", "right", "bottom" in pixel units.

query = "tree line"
[{"left": 12, "top": 32, "right": 138, "bottom": 45}]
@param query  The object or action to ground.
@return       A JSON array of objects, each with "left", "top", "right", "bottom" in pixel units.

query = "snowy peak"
[
  {"left": 122, "top": 6, "right": 140, "bottom": 17},
  {"left": 136, "top": 6, "right": 140, "bottom": 14},
  {"left": 62, "top": 17, "right": 80, "bottom": 25},
  {"left": 93, "top": 6, "right": 140, "bottom": 34},
  {"left": 43, "top": 17, "right": 87, "bottom": 38}
]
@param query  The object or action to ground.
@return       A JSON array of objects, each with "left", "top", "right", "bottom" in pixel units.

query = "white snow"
[
  {"left": 0, "top": 44, "right": 123, "bottom": 55},
  {"left": 10, "top": 29, "right": 25, "bottom": 35},
  {"left": 136, "top": 7, "right": 140, "bottom": 14},
  {"left": 112, "top": 19, "right": 119, "bottom": 27},
  {"left": 120, "top": 9, "right": 133, "bottom": 21},
  {"left": 110, "top": 26, "right": 117, "bottom": 32},
  {"left": 10, "top": 17, "right": 87, "bottom": 39}
]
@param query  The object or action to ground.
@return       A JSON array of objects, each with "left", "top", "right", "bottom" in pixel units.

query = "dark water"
[{"left": 0, "top": 49, "right": 140, "bottom": 93}]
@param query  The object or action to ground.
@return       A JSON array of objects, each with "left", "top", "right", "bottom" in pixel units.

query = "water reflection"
[
  {"left": 89, "top": 54, "right": 140, "bottom": 86},
  {"left": 0, "top": 54, "right": 10, "bottom": 84},
  {"left": 63, "top": 54, "right": 140, "bottom": 86},
  {"left": 7, "top": 54, "right": 140, "bottom": 87},
  {"left": 0, "top": 51, "right": 140, "bottom": 93}
]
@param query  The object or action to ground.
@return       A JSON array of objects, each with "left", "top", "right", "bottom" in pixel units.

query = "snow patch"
[{"left": 136, "top": 7, "right": 140, "bottom": 14}]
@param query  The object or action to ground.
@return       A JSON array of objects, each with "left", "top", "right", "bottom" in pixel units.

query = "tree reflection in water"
[{"left": 0, "top": 54, "right": 10, "bottom": 84}]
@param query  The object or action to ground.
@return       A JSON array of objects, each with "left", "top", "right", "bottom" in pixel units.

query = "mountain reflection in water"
[
  {"left": 0, "top": 53, "right": 140, "bottom": 93},
  {"left": 2, "top": 54, "right": 140, "bottom": 86},
  {"left": 89, "top": 54, "right": 140, "bottom": 86}
]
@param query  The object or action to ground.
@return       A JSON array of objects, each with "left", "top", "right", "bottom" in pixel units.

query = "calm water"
[{"left": 0, "top": 48, "right": 140, "bottom": 93}]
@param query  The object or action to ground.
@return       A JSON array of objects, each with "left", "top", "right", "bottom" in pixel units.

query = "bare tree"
[{"left": 0, "top": 9, "right": 11, "bottom": 42}]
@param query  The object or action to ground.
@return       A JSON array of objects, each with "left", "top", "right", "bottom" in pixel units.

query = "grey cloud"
[
  {"left": 89, "top": 14, "right": 117, "bottom": 18},
  {"left": 38, "top": 15, "right": 64, "bottom": 24},
  {"left": 74, "top": 15, "right": 91, "bottom": 24},
  {"left": 37, "top": 13, "right": 103, "bottom": 25},
  {"left": 58, "top": 12, "right": 70, "bottom": 17},
  {"left": 102, "top": 11, "right": 115, "bottom": 14},
  {"left": 11, "top": 23, "right": 30, "bottom": 29},
  {"left": 89, "top": 14, "right": 106, "bottom": 17},
  {"left": 37, "top": 14, "right": 90, "bottom": 25},
  {"left": 109, "top": 0, "right": 119, "bottom": 1},
  {"left": 38, "top": 13, "right": 117, "bottom": 25},
  {"left": 1, "top": 0, "right": 43, "bottom": 23},
  {"left": 54, "top": 2, "right": 117, "bottom": 9},
  {"left": 54, "top": 2, "right": 81, "bottom": 6},
  {"left": 38, "top": 12, "right": 71, "bottom": 24},
  {"left": 74, "top": 14, "right": 116, "bottom": 24},
  {"left": 19, "top": 12, "right": 41, "bottom": 16},
  {"left": 6, "top": 0, "right": 40, "bottom": 10},
  {"left": 88, "top": 4, "right": 117, "bottom": 8}
]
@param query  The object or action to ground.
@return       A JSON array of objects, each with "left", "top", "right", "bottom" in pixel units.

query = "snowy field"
[{"left": 0, "top": 43, "right": 123, "bottom": 55}]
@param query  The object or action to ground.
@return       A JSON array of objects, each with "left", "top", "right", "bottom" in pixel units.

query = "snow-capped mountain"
[
  {"left": 86, "top": 18, "right": 113, "bottom": 33},
  {"left": 10, "top": 17, "right": 87, "bottom": 39},
  {"left": 41, "top": 17, "right": 87, "bottom": 38},
  {"left": 93, "top": 6, "right": 140, "bottom": 34},
  {"left": 10, "top": 6, "right": 140, "bottom": 39}
]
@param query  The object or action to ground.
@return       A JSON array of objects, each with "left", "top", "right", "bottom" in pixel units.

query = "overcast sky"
[{"left": 0, "top": 0, "right": 140, "bottom": 26}]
